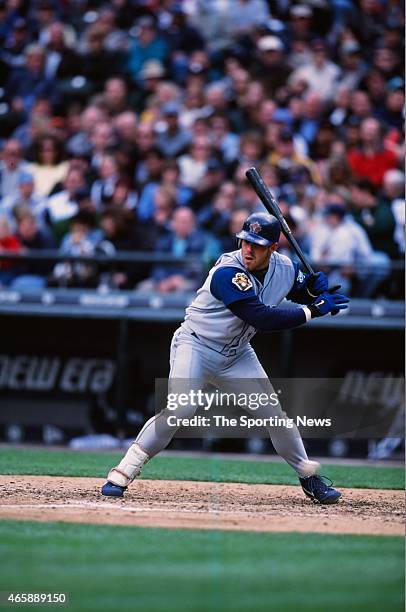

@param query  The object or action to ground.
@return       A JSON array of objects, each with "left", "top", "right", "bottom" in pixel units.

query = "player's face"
[{"left": 241, "top": 240, "right": 276, "bottom": 271}]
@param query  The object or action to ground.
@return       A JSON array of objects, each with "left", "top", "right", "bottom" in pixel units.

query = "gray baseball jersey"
[{"left": 182, "top": 249, "right": 297, "bottom": 356}]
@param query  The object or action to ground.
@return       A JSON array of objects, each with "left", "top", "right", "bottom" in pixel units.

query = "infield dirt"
[{"left": 0, "top": 475, "right": 403, "bottom": 536}]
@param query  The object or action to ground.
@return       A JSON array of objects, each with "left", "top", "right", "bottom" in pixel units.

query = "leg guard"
[{"left": 107, "top": 443, "right": 150, "bottom": 487}]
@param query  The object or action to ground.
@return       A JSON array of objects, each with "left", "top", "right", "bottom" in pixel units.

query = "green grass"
[
  {"left": 0, "top": 521, "right": 403, "bottom": 612},
  {"left": 0, "top": 448, "right": 404, "bottom": 489}
]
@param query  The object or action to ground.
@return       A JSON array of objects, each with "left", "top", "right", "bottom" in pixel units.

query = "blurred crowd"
[{"left": 0, "top": 0, "right": 404, "bottom": 296}]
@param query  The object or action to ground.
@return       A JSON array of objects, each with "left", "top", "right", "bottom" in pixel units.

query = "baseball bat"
[{"left": 245, "top": 166, "right": 314, "bottom": 275}]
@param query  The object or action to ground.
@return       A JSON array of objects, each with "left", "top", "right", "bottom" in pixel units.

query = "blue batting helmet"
[{"left": 236, "top": 212, "right": 281, "bottom": 247}]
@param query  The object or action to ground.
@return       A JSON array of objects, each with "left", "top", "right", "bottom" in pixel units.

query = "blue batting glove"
[
  {"left": 307, "top": 272, "right": 329, "bottom": 297},
  {"left": 327, "top": 285, "right": 343, "bottom": 314},
  {"left": 309, "top": 292, "right": 350, "bottom": 318}
]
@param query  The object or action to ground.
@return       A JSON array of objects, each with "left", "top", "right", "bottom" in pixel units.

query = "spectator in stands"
[
  {"left": 99, "top": 207, "right": 149, "bottom": 288},
  {"left": 0, "top": 139, "right": 29, "bottom": 201},
  {"left": 11, "top": 206, "right": 55, "bottom": 289},
  {"left": 288, "top": 4, "right": 315, "bottom": 42},
  {"left": 228, "top": 0, "right": 271, "bottom": 39},
  {"left": 0, "top": 214, "right": 22, "bottom": 286},
  {"left": 210, "top": 113, "right": 240, "bottom": 165},
  {"left": 298, "top": 92, "right": 325, "bottom": 148},
  {"left": 164, "top": 5, "right": 205, "bottom": 60},
  {"left": 108, "top": 178, "right": 138, "bottom": 212},
  {"left": 66, "top": 105, "right": 107, "bottom": 158},
  {"left": 350, "top": 178, "right": 398, "bottom": 260},
  {"left": 188, "top": 158, "right": 225, "bottom": 213},
  {"left": 44, "top": 168, "right": 85, "bottom": 242},
  {"left": 178, "top": 136, "right": 213, "bottom": 189},
  {"left": 381, "top": 169, "right": 405, "bottom": 257},
  {"left": 378, "top": 77, "right": 405, "bottom": 132},
  {"left": 5, "top": 43, "right": 56, "bottom": 114},
  {"left": 43, "top": 21, "right": 80, "bottom": 80},
  {"left": 89, "top": 121, "right": 117, "bottom": 172},
  {"left": 252, "top": 36, "right": 291, "bottom": 98},
  {"left": 220, "top": 207, "right": 250, "bottom": 252},
  {"left": 157, "top": 102, "right": 191, "bottom": 158},
  {"left": 338, "top": 40, "right": 367, "bottom": 90},
  {"left": 1, "top": 171, "right": 45, "bottom": 224},
  {"left": 198, "top": 181, "right": 237, "bottom": 242},
  {"left": 90, "top": 154, "right": 120, "bottom": 210},
  {"left": 289, "top": 39, "right": 341, "bottom": 102},
  {"left": 113, "top": 111, "right": 138, "bottom": 148},
  {"left": 136, "top": 146, "right": 165, "bottom": 189},
  {"left": 268, "top": 128, "right": 320, "bottom": 186},
  {"left": 138, "top": 183, "right": 177, "bottom": 225},
  {"left": 350, "top": 90, "right": 373, "bottom": 122},
  {"left": 308, "top": 203, "right": 375, "bottom": 295},
  {"left": 49, "top": 210, "right": 113, "bottom": 288},
  {"left": 382, "top": 169, "right": 405, "bottom": 205},
  {"left": 27, "top": 135, "right": 69, "bottom": 198},
  {"left": 127, "top": 16, "right": 169, "bottom": 84},
  {"left": 12, "top": 97, "right": 53, "bottom": 151},
  {"left": 347, "top": 117, "right": 398, "bottom": 187},
  {"left": 99, "top": 77, "right": 130, "bottom": 117},
  {"left": 79, "top": 23, "right": 121, "bottom": 91},
  {"left": 143, "top": 160, "right": 187, "bottom": 219},
  {"left": 139, "top": 207, "right": 206, "bottom": 293},
  {"left": 1, "top": 18, "right": 32, "bottom": 69}
]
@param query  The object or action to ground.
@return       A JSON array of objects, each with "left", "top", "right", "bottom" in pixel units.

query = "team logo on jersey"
[
  {"left": 297, "top": 270, "right": 305, "bottom": 283},
  {"left": 249, "top": 222, "right": 262, "bottom": 234},
  {"left": 232, "top": 272, "right": 253, "bottom": 291}
]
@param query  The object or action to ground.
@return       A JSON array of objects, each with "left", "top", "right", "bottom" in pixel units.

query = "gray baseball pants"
[{"left": 135, "top": 328, "right": 309, "bottom": 475}]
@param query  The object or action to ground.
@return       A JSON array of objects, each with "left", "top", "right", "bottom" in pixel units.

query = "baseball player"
[{"left": 102, "top": 212, "right": 349, "bottom": 504}]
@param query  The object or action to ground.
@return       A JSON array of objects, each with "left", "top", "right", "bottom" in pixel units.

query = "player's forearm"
[{"left": 228, "top": 297, "right": 308, "bottom": 332}]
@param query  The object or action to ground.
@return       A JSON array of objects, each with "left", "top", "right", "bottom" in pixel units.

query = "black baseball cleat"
[
  {"left": 101, "top": 482, "right": 126, "bottom": 497},
  {"left": 299, "top": 475, "right": 341, "bottom": 504}
]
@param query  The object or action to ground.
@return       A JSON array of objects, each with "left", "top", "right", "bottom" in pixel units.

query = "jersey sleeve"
[
  {"left": 210, "top": 266, "right": 256, "bottom": 306},
  {"left": 229, "top": 296, "right": 308, "bottom": 331}
]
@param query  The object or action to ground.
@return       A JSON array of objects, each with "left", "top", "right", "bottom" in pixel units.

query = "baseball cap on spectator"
[
  {"left": 74, "top": 187, "right": 91, "bottom": 203},
  {"left": 289, "top": 165, "right": 311, "bottom": 183},
  {"left": 384, "top": 169, "right": 405, "bottom": 185},
  {"left": 207, "top": 158, "right": 222, "bottom": 172},
  {"left": 324, "top": 203, "right": 346, "bottom": 218},
  {"left": 385, "top": 17, "right": 402, "bottom": 31},
  {"left": 257, "top": 36, "right": 284, "bottom": 52},
  {"left": 254, "top": 21, "right": 273, "bottom": 35},
  {"left": 13, "top": 17, "right": 27, "bottom": 30},
  {"left": 188, "top": 63, "right": 207, "bottom": 75},
  {"left": 346, "top": 115, "right": 361, "bottom": 127},
  {"left": 279, "top": 127, "right": 294, "bottom": 141},
  {"left": 139, "top": 60, "right": 165, "bottom": 80},
  {"left": 386, "top": 77, "right": 404, "bottom": 92},
  {"left": 273, "top": 108, "right": 293, "bottom": 124},
  {"left": 172, "top": 3, "right": 186, "bottom": 14},
  {"left": 311, "top": 38, "right": 327, "bottom": 52},
  {"left": 290, "top": 4, "right": 312, "bottom": 18},
  {"left": 18, "top": 171, "right": 34, "bottom": 185},
  {"left": 137, "top": 15, "right": 156, "bottom": 29},
  {"left": 162, "top": 102, "right": 180, "bottom": 116},
  {"left": 341, "top": 40, "right": 361, "bottom": 55}
]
